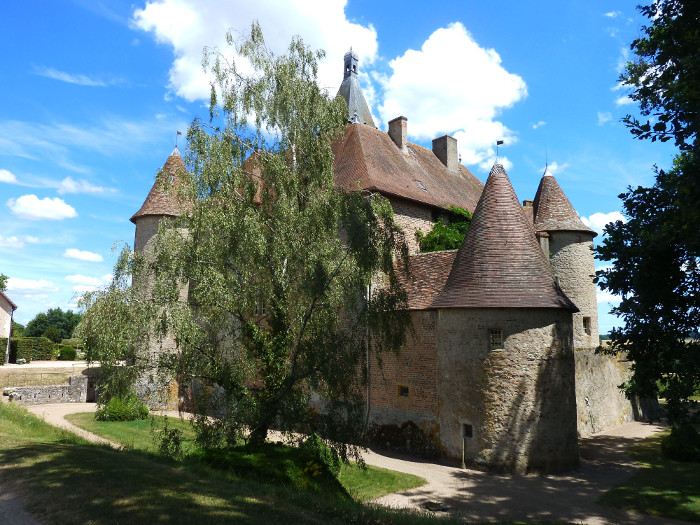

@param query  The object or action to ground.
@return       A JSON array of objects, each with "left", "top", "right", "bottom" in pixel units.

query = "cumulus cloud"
[
  {"left": 0, "top": 235, "right": 39, "bottom": 249},
  {"left": 32, "top": 66, "right": 117, "bottom": 87},
  {"left": 6, "top": 278, "right": 58, "bottom": 292},
  {"left": 378, "top": 23, "right": 526, "bottom": 171},
  {"left": 6, "top": 194, "right": 77, "bottom": 220},
  {"left": 597, "top": 112, "right": 612, "bottom": 125},
  {"left": 57, "top": 177, "right": 116, "bottom": 195},
  {"left": 615, "top": 95, "right": 633, "bottom": 106},
  {"left": 597, "top": 290, "right": 623, "bottom": 304},
  {"left": 531, "top": 121, "right": 546, "bottom": 130},
  {"left": 0, "top": 169, "right": 18, "bottom": 183},
  {"left": 131, "top": 0, "right": 378, "bottom": 101},
  {"left": 65, "top": 274, "right": 105, "bottom": 286},
  {"left": 581, "top": 211, "right": 626, "bottom": 234},
  {"left": 604, "top": 11, "right": 622, "bottom": 18},
  {"left": 544, "top": 161, "right": 569, "bottom": 175},
  {"left": 63, "top": 249, "right": 104, "bottom": 262}
]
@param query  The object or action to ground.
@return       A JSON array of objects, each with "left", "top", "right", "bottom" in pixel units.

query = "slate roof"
[
  {"left": 533, "top": 169, "right": 596, "bottom": 236},
  {"left": 0, "top": 290, "right": 17, "bottom": 311},
  {"left": 432, "top": 164, "right": 578, "bottom": 311},
  {"left": 398, "top": 250, "right": 457, "bottom": 310},
  {"left": 333, "top": 123, "right": 484, "bottom": 212},
  {"left": 130, "top": 147, "right": 190, "bottom": 223},
  {"left": 336, "top": 50, "right": 376, "bottom": 128}
]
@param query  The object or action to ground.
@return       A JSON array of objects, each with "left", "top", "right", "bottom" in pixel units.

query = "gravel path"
[{"left": 4, "top": 401, "right": 694, "bottom": 525}]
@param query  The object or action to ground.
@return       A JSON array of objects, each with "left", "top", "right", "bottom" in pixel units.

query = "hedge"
[{"left": 0, "top": 337, "right": 55, "bottom": 363}]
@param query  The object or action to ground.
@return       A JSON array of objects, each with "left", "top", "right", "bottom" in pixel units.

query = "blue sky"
[{"left": 0, "top": 1, "right": 677, "bottom": 332}]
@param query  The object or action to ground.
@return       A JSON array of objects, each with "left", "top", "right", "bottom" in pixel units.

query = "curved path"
[{"left": 9, "top": 402, "right": 696, "bottom": 525}]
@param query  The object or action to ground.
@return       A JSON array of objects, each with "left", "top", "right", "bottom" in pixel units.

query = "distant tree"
[
  {"left": 25, "top": 308, "right": 82, "bottom": 341},
  {"left": 417, "top": 205, "right": 472, "bottom": 252},
  {"left": 0, "top": 273, "right": 7, "bottom": 292},
  {"left": 11, "top": 321, "right": 24, "bottom": 337},
  {"left": 596, "top": 0, "right": 700, "bottom": 423},
  {"left": 77, "top": 23, "right": 410, "bottom": 456}
]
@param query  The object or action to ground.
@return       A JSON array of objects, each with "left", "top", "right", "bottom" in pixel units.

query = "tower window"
[
  {"left": 397, "top": 385, "right": 409, "bottom": 398},
  {"left": 463, "top": 423, "right": 473, "bottom": 439},
  {"left": 583, "top": 317, "right": 591, "bottom": 336},
  {"left": 489, "top": 329, "right": 503, "bottom": 348}
]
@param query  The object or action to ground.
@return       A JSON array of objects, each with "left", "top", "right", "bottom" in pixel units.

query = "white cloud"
[
  {"left": 531, "top": 121, "right": 546, "bottom": 130},
  {"left": 597, "top": 112, "right": 612, "bottom": 125},
  {"left": 57, "top": 177, "right": 116, "bottom": 195},
  {"left": 0, "top": 169, "right": 18, "bottom": 183},
  {"left": 132, "top": 0, "right": 378, "bottom": 101},
  {"left": 0, "top": 235, "right": 39, "bottom": 249},
  {"left": 32, "top": 66, "right": 116, "bottom": 87},
  {"left": 604, "top": 11, "right": 622, "bottom": 18},
  {"left": 545, "top": 161, "right": 569, "bottom": 175},
  {"left": 6, "top": 194, "right": 77, "bottom": 220},
  {"left": 63, "top": 249, "right": 104, "bottom": 263},
  {"left": 581, "top": 211, "right": 626, "bottom": 234},
  {"left": 72, "top": 284, "right": 99, "bottom": 293},
  {"left": 615, "top": 95, "right": 633, "bottom": 106},
  {"left": 616, "top": 46, "right": 630, "bottom": 74},
  {"left": 378, "top": 23, "right": 526, "bottom": 170},
  {"left": 6, "top": 278, "right": 58, "bottom": 292},
  {"left": 598, "top": 290, "right": 622, "bottom": 304},
  {"left": 65, "top": 274, "right": 105, "bottom": 286}
]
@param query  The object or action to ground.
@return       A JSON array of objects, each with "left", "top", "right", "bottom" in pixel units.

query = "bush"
[
  {"left": 366, "top": 420, "right": 441, "bottom": 458},
  {"left": 661, "top": 424, "right": 700, "bottom": 462},
  {"left": 57, "top": 345, "right": 77, "bottom": 361},
  {"left": 96, "top": 395, "right": 149, "bottom": 422},
  {"left": 300, "top": 433, "right": 341, "bottom": 478}
]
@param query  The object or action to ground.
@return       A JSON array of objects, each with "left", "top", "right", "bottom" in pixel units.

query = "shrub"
[
  {"left": 661, "top": 424, "right": 700, "bottom": 462},
  {"left": 366, "top": 420, "right": 441, "bottom": 458},
  {"left": 300, "top": 433, "right": 341, "bottom": 478},
  {"left": 96, "top": 395, "right": 149, "bottom": 422},
  {"left": 57, "top": 345, "right": 77, "bottom": 361}
]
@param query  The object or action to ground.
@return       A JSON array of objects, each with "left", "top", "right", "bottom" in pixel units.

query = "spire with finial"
[{"left": 336, "top": 49, "right": 376, "bottom": 128}]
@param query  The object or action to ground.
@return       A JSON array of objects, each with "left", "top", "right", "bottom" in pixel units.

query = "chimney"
[
  {"left": 523, "top": 200, "right": 534, "bottom": 207},
  {"left": 388, "top": 116, "right": 408, "bottom": 153},
  {"left": 432, "top": 135, "right": 458, "bottom": 172}
]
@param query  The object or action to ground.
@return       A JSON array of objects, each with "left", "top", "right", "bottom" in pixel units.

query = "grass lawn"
[
  {"left": 599, "top": 429, "right": 700, "bottom": 522},
  {"left": 66, "top": 411, "right": 426, "bottom": 502}
]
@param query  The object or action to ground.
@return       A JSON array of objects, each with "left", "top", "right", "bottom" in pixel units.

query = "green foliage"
[
  {"left": 95, "top": 395, "right": 149, "bottom": 422},
  {"left": 25, "top": 307, "right": 81, "bottom": 341},
  {"left": 0, "top": 337, "right": 55, "bottom": 363},
  {"left": 0, "top": 273, "right": 7, "bottom": 292},
  {"left": 61, "top": 338, "right": 81, "bottom": 348},
  {"left": 155, "top": 419, "right": 184, "bottom": 459},
  {"left": 300, "top": 433, "right": 341, "bottom": 478},
  {"left": 661, "top": 424, "right": 700, "bottom": 462},
  {"left": 11, "top": 321, "right": 24, "bottom": 337},
  {"left": 57, "top": 345, "right": 77, "bottom": 361},
  {"left": 79, "top": 22, "right": 410, "bottom": 457},
  {"left": 416, "top": 205, "right": 472, "bottom": 252},
  {"left": 597, "top": 0, "right": 700, "bottom": 424}
]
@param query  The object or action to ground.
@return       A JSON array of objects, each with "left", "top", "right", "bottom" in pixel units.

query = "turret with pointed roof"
[
  {"left": 533, "top": 168, "right": 595, "bottom": 236},
  {"left": 433, "top": 163, "right": 577, "bottom": 311},
  {"left": 336, "top": 49, "right": 376, "bottom": 127}
]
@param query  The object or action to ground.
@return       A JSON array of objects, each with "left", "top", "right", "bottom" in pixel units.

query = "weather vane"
[{"left": 496, "top": 140, "right": 504, "bottom": 159}]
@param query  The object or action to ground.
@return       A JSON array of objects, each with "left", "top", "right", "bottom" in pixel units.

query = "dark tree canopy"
[
  {"left": 597, "top": 0, "right": 700, "bottom": 423},
  {"left": 25, "top": 308, "right": 82, "bottom": 342}
]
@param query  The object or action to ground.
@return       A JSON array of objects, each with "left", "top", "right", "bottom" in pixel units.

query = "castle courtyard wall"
[
  {"left": 387, "top": 196, "right": 434, "bottom": 255},
  {"left": 436, "top": 308, "right": 579, "bottom": 473}
]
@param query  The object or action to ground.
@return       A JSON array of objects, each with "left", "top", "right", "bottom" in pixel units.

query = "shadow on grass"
[{"left": 0, "top": 441, "right": 331, "bottom": 525}]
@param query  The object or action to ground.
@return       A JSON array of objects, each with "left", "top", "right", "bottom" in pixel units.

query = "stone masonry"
[{"left": 3, "top": 375, "right": 88, "bottom": 404}]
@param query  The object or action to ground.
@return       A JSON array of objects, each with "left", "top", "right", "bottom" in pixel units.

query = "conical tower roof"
[
  {"left": 336, "top": 49, "right": 376, "bottom": 128},
  {"left": 533, "top": 168, "right": 596, "bottom": 236},
  {"left": 432, "top": 164, "right": 577, "bottom": 310},
  {"left": 130, "top": 147, "right": 189, "bottom": 223}
]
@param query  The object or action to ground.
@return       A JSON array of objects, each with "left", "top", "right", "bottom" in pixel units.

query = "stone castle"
[{"left": 131, "top": 50, "right": 638, "bottom": 473}]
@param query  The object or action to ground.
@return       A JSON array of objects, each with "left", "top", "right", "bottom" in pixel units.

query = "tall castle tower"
[
  {"left": 336, "top": 49, "right": 375, "bottom": 127},
  {"left": 533, "top": 169, "right": 599, "bottom": 348}
]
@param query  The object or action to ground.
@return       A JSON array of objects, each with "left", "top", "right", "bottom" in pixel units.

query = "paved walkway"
[{"left": 4, "top": 401, "right": 694, "bottom": 525}]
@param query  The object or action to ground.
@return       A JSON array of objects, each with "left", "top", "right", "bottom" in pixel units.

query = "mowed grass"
[
  {"left": 66, "top": 411, "right": 425, "bottom": 501},
  {"left": 599, "top": 429, "right": 700, "bottom": 522}
]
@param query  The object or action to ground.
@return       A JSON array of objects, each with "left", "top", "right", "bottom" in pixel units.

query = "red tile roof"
[
  {"left": 432, "top": 164, "right": 578, "bottom": 311},
  {"left": 533, "top": 171, "right": 596, "bottom": 236},
  {"left": 333, "top": 123, "right": 484, "bottom": 212},
  {"left": 398, "top": 250, "right": 457, "bottom": 310},
  {"left": 130, "top": 147, "right": 190, "bottom": 223}
]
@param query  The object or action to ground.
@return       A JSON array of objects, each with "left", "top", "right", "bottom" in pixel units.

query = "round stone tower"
[{"left": 533, "top": 168, "right": 599, "bottom": 348}]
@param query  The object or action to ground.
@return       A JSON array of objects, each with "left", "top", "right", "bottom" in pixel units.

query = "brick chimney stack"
[
  {"left": 432, "top": 135, "right": 458, "bottom": 172},
  {"left": 388, "top": 116, "right": 408, "bottom": 153}
]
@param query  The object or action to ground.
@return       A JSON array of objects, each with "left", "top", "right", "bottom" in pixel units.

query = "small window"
[
  {"left": 397, "top": 385, "right": 409, "bottom": 398},
  {"left": 255, "top": 300, "right": 267, "bottom": 316},
  {"left": 583, "top": 317, "right": 591, "bottom": 336},
  {"left": 489, "top": 329, "right": 503, "bottom": 348},
  {"left": 416, "top": 181, "right": 427, "bottom": 192},
  {"left": 463, "top": 424, "right": 473, "bottom": 439}
]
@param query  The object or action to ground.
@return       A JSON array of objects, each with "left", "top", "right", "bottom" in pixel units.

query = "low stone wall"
[
  {"left": 2, "top": 375, "right": 88, "bottom": 404},
  {"left": 575, "top": 348, "right": 635, "bottom": 437}
]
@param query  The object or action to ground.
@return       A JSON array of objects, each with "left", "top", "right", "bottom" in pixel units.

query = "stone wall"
[
  {"left": 3, "top": 375, "right": 88, "bottom": 404},
  {"left": 368, "top": 310, "right": 439, "bottom": 431},
  {"left": 387, "top": 196, "right": 434, "bottom": 255},
  {"left": 575, "top": 347, "right": 635, "bottom": 436},
  {"left": 549, "top": 232, "right": 599, "bottom": 347},
  {"left": 0, "top": 297, "right": 12, "bottom": 339},
  {"left": 436, "top": 308, "right": 579, "bottom": 473}
]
